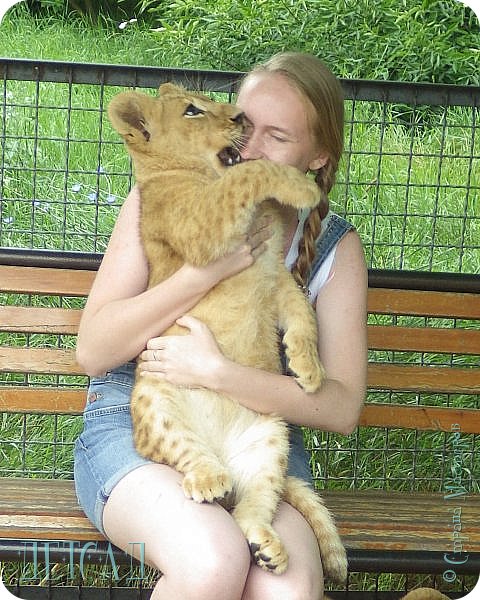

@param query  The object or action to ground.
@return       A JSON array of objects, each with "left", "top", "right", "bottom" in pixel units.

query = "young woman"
[{"left": 74, "top": 51, "right": 368, "bottom": 600}]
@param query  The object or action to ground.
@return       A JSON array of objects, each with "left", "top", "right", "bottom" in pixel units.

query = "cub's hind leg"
[
  {"left": 226, "top": 416, "right": 290, "bottom": 574},
  {"left": 131, "top": 378, "right": 232, "bottom": 503}
]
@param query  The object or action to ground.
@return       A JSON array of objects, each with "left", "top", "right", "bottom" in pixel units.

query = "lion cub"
[{"left": 108, "top": 83, "right": 347, "bottom": 581}]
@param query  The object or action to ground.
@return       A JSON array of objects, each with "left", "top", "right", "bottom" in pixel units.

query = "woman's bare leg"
[
  {"left": 242, "top": 501, "right": 324, "bottom": 600},
  {"left": 102, "top": 463, "right": 251, "bottom": 600}
]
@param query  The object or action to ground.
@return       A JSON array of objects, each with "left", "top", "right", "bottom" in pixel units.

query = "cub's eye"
[{"left": 184, "top": 104, "right": 205, "bottom": 117}]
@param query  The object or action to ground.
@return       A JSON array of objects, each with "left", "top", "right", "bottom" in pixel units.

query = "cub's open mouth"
[{"left": 217, "top": 146, "right": 242, "bottom": 167}]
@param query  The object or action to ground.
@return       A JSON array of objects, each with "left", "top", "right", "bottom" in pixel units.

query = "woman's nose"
[{"left": 240, "top": 133, "right": 263, "bottom": 160}]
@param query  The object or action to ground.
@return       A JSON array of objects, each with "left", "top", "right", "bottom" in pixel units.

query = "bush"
[
  {"left": 14, "top": 0, "right": 480, "bottom": 84},
  {"left": 141, "top": 0, "right": 480, "bottom": 83}
]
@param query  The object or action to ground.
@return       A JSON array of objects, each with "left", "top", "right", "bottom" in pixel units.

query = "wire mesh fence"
[
  {"left": 0, "top": 58, "right": 479, "bottom": 272},
  {"left": 308, "top": 419, "right": 479, "bottom": 493},
  {"left": 0, "top": 411, "right": 83, "bottom": 479}
]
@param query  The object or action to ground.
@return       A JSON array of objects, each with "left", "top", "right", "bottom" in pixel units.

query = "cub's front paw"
[
  {"left": 286, "top": 340, "right": 326, "bottom": 393},
  {"left": 248, "top": 525, "right": 288, "bottom": 575},
  {"left": 182, "top": 468, "right": 232, "bottom": 503},
  {"left": 283, "top": 325, "right": 325, "bottom": 393},
  {"left": 292, "top": 355, "right": 326, "bottom": 393}
]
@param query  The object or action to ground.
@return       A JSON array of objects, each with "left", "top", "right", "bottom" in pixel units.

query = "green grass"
[
  {"left": 332, "top": 102, "right": 480, "bottom": 272},
  {"left": 0, "top": 8, "right": 160, "bottom": 66}
]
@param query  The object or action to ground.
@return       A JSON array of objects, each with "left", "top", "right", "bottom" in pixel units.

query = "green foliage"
[
  {"left": 7, "top": 0, "right": 480, "bottom": 84},
  {"left": 132, "top": 0, "right": 480, "bottom": 84}
]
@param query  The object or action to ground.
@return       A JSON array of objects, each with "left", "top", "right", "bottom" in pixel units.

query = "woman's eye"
[{"left": 184, "top": 104, "right": 205, "bottom": 117}]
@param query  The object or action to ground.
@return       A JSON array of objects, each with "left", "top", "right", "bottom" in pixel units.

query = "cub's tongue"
[{"left": 218, "top": 147, "right": 242, "bottom": 167}]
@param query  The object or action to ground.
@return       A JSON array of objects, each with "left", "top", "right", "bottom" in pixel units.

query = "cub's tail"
[{"left": 283, "top": 476, "right": 348, "bottom": 583}]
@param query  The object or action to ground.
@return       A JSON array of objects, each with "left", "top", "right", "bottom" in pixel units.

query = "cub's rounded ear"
[
  {"left": 107, "top": 91, "right": 157, "bottom": 144},
  {"left": 158, "top": 82, "right": 184, "bottom": 96}
]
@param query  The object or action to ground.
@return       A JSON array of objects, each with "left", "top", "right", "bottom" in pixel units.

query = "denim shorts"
[{"left": 74, "top": 362, "right": 313, "bottom": 535}]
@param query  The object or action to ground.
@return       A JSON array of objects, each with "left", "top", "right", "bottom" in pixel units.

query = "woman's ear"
[{"left": 308, "top": 153, "right": 329, "bottom": 171}]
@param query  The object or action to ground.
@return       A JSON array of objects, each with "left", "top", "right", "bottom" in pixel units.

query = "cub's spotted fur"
[{"left": 108, "top": 83, "right": 347, "bottom": 581}]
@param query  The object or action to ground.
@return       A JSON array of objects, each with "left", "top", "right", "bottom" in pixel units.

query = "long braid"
[{"left": 292, "top": 162, "right": 337, "bottom": 290}]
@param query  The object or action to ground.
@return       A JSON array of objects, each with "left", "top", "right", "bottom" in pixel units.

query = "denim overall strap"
[{"left": 307, "top": 213, "right": 354, "bottom": 286}]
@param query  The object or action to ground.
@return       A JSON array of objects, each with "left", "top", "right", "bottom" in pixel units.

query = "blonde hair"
[{"left": 243, "top": 52, "right": 344, "bottom": 289}]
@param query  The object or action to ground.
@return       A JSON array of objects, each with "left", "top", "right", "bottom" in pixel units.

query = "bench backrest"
[
  {"left": 1, "top": 259, "right": 479, "bottom": 487},
  {"left": 2, "top": 262, "right": 479, "bottom": 413}
]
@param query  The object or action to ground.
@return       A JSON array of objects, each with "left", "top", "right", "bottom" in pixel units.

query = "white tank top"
[{"left": 285, "top": 210, "right": 338, "bottom": 303}]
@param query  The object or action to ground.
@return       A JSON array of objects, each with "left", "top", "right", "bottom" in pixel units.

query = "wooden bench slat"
[
  {"left": 2, "top": 320, "right": 479, "bottom": 362},
  {"left": 0, "top": 479, "right": 102, "bottom": 541},
  {"left": 0, "top": 347, "right": 82, "bottom": 375},
  {"left": 0, "top": 387, "right": 85, "bottom": 414},
  {"left": 0, "top": 478, "right": 101, "bottom": 540},
  {"left": 1, "top": 352, "right": 478, "bottom": 393},
  {"left": 368, "top": 363, "right": 480, "bottom": 394},
  {"left": 0, "top": 514, "right": 103, "bottom": 541},
  {"left": 1, "top": 266, "right": 478, "bottom": 320},
  {"left": 0, "top": 265, "right": 94, "bottom": 296},
  {"left": 3, "top": 308, "right": 479, "bottom": 357},
  {"left": 1, "top": 479, "right": 479, "bottom": 552},
  {"left": 0, "top": 306, "right": 82, "bottom": 335},
  {"left": 2, "top": 387, "right": 480, "bottom": 435},
  {"left": 359, "top": 404, "right": 480, "bottom": 433},
  {"left": 324, "top": 489, "right": 480, "bottom": 552},
  {"left": 368, "top": 325, "right": 480, "bottom": 354},
  {"left": 368, "top": 288, "right": 480, "bottom": 319}
]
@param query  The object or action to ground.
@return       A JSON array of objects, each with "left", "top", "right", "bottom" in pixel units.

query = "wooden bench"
[{"left": 1, "top": 248, "right": 479, "bottom": 585}]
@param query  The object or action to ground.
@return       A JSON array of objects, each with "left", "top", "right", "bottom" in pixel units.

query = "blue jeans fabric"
[
  {"left": 310, "top": 213, "right": 354, "bottom": 280},
  {"left": 74, "top": 363, "right": 313, "bottom": 535}
]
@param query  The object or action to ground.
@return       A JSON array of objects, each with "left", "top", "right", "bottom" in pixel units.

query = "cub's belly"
[
  {"left": 168, "top": 264, "right": 282, "bottom": 372},
  {"left": 182, "top": 388, "right": 284, "bottom": 462}
]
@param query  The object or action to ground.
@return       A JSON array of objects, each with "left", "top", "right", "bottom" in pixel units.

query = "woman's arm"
[
  {"left": 76, "top": 186, "right": 270, "bottom": 377},
  {"left": 141, "top": 231, "right": 368, "bottom": 435}
]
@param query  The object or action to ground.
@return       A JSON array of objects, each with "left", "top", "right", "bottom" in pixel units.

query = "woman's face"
[{"left": 236, "top": 72, "right": 327, "bottom": 172}]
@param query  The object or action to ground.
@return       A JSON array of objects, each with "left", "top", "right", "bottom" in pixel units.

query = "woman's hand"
[
  {"left": 188, "top": 214, "right": 273, "bottom": 289},
  {"left": 139, "top": 315, "right": 226, "bottom": 388},
  {"left": 138, "top": 217, "right": 272, "bottom": 386}
]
